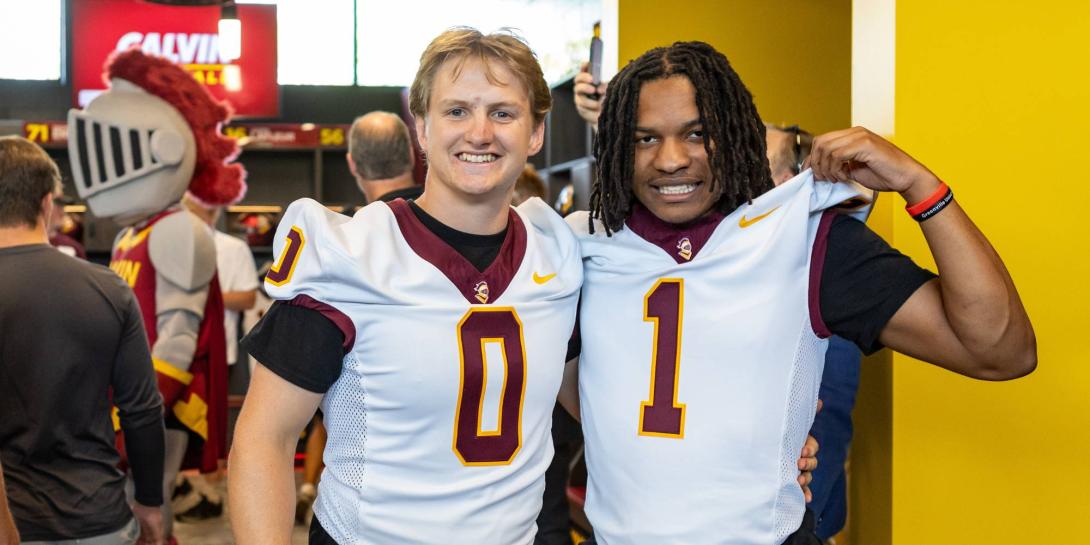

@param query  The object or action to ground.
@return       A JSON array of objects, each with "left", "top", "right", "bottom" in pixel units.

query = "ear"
[
  {"left": 345, "top": 152, "right": 359, "bottom": 179},
  {"left": 527, "top": 119, "right": 545, "bottom": 157},
  {"left": 40, "top": 193, "right": 54, "bottom": 230},
  {"left": 770, "top": 168, "right": 790, "bottom": 187},
  {"left": 414, "top": 115, "right": 428, "bottom": 155}
]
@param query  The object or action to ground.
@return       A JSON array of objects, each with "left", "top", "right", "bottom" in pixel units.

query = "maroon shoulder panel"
[
  {"left": 808, "top": 210, "right": 836, "bottom": 339},
  {"left": 288, "top": 294, "right": 357, "bottom": 352}
]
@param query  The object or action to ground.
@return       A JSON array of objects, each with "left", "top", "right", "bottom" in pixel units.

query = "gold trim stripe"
[
  {"left": 173, "top": 394, "right": 209, "bottom": 440},
  {"left": 153, "top": 358, "right": 194, "bottom": 385},
  {"left": 115, "top": 225, "right": 154, "bottom": 252}
]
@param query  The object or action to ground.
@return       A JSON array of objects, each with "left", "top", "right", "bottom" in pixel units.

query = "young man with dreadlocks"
[{"left": 561, "top": 41, "right": 1035, "bottom": 544}]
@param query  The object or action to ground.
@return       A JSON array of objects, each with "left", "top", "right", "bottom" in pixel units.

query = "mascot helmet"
[{"left": 69, "top": 49, "right": 245, "bottom": 226}]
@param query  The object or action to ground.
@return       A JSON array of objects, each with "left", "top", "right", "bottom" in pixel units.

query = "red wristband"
[{"left": 905, "top": 181, "right": 952, "bottom": 219}]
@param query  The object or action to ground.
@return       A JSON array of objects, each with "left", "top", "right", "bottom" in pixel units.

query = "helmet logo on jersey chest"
[
  {"left": 676, "top": 237, "right": 693, "bottom": 261},
  {"left": 474, "top": 280, "right": 490, "bottom": 304}
]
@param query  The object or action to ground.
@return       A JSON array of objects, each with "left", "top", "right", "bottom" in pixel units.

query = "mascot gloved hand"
[{"left": 69, "top": 48, "right": 245, "bottom": 538}]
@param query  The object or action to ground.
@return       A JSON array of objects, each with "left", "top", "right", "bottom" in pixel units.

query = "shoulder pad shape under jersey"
[{"left": 148, "top": 210, "right": 217, "bottom": 290}]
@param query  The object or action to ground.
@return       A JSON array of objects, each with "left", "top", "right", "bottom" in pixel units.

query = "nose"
[
  {"left": 464, "top": 112, "right": 494, "bottom": 146},
  {"left": 653, "top": 137, "right": 691, "bottom": 173}
]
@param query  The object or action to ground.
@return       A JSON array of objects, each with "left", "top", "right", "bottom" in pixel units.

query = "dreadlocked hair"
[{"left": 589, "top": 41, "right": 773, "bottom": 235}]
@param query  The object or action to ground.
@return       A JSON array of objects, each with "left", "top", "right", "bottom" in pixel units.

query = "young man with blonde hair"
[{"left": 229, "top": 28, "right": 581, "bottom": 544}]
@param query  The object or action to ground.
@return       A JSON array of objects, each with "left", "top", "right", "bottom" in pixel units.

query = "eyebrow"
[
  {"left": 634, "top": 119, "right": 703, "bottom": 133},
  {"left": 435, "top": 98, "right": 525, "bottom": 111}
]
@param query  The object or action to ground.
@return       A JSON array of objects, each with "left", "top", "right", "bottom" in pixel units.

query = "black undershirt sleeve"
[
  {"left": 819, "top": 214, "right": 938, "bottom": 354},
  {"left": 240, "top": 302, "right": 347, "bottom": 393},
  {"left": 111, "top": 286, "right": 165, "bottom": 506},
  {"left": 123, "top": 421, "right": 166, "bottom": 506}
]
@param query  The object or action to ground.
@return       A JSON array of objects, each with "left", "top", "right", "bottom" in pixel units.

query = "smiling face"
[
  {"left": 631, "top": 76, "right": 719, "bottom": 225},
  {"left": 415, "top": 55, "right": 544, "bottom": 204}
]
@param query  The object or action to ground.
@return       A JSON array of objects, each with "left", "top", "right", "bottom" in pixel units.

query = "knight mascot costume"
[{"left": 68, "top": 49, "right": 245, "bottom": 540}]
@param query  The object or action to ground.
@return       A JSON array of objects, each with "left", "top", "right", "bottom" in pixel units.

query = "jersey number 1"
[
  {"left": 640, "top": 279, "right": 686, "bottom": 438},
  {"left": 453, "top": 308, "right": 527, "bottom": 465}
]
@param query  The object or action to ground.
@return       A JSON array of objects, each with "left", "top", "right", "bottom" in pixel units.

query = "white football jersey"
[
  {"left": 264, "top": 197, "right": 581, "bottom": 545},
  {"left": 569, "top": 173, "right": 871, "bottom": 545}
]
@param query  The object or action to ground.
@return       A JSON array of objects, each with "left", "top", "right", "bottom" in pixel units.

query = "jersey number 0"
[{"left": 453, "top": 308, "right": 527, "bottom": 465}]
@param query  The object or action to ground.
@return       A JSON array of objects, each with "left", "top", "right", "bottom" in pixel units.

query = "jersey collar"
[
  {"left": 388, "top": 199, "right": 527, "bottom": 305},
  {"left": 624, "top": 202, "right": 726, "bottom": 264}
]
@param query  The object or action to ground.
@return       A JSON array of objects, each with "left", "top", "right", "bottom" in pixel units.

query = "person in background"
[
  {"left": 766, "top": 123, "right": 860, "bottom": 542},
  {"left": 346, "top": 111, "right": 424, "bottom": 205},
  {"left": 512, "top": 164, "right": 547, "bottom": 206},
  {"left": 573, "top": 63, "right": 608, "bottom": 136},
  {"left": 68, "top": 49, "right": 244, "bottom": 543},
  {"left": 0, "top": 136, "right": 166, "bottom": 545},
  {"left": 173, "top": 193, "right": 260, "bottom": 522},
  {"left": 182, "top": 192, "right": 259, "bottom": 374}
]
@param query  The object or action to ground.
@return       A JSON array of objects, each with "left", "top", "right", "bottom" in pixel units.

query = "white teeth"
[
  {"left": 458, "top": 153, "right": 496, "bottom": 163},
  {"left": 657, "top": 184, "right": 697, "bottom": 195}
]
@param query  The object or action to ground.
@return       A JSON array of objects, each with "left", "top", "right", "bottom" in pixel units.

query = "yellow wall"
[
  {"left": 619, "top": 1, "right": 1089, "bottom": 543},
  {"left": 889, "top": 1, "right": 1090, "bottom": 542},
  {"left": 618, "top": 0, "right": 852, "bottom": 135}
]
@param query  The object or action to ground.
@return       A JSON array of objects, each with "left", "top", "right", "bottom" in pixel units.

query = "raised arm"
[
  {"left": 808, "top": 127, "right": 1036, "bottom": 380},
  {"left": 229, "top": 363, "right": 322, "bottom": 545},
  {"left": 573, "top": 63, "right": 608, "bottom": 131}
]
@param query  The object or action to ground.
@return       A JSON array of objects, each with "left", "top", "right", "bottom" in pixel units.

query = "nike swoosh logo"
[
  {"left": 738, "top": 206, "right": 780, "bottom": 228},
  {"left": 533, "top": 272, "right": 557, "bottom": 285}
]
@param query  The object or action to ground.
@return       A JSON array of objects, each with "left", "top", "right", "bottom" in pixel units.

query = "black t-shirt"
[
  {"left": 378, "top": 185, "right": 424, "bottom": 203},
  {"left": 407, "top": 200, "right": 507, "bottom": 271},
  {"left": 345, "top": 185, "right": 425, "bottom": 216},
  {"left": 243, "top": 213, "right": 934, "bottom": 394},
  {"left": 0, "top": 244, "right": 165, "bottom": 540},
  {"left": 818, "top": 214, "right": 936, "bottom": 353}
]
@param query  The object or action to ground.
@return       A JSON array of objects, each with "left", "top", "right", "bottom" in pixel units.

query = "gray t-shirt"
[{"left": 0, "top": 244, "right": 163, "bottom": 540}]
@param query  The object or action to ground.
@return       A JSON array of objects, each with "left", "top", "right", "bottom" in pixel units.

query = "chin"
[
  {"left": 663, "top": 212, "right": 704, "bottom": 225},
  {"left": 643, "top": 202, "right": 704, "bottom": 225},
  {"left": 453, "top": 180, "right": 506, "bottom": 198}
]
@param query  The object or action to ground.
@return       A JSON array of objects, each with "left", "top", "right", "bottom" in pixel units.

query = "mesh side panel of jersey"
[
  {"left": 774, "top": 323, "right": 825, "bottom": 542},
  {"left": 316, "top": 354, "right": 367, "bottom": 545}
]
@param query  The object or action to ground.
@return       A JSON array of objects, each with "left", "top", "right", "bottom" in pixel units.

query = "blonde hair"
[{"left": 409, "top": 27, "right": 551, "bottom": 126}]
